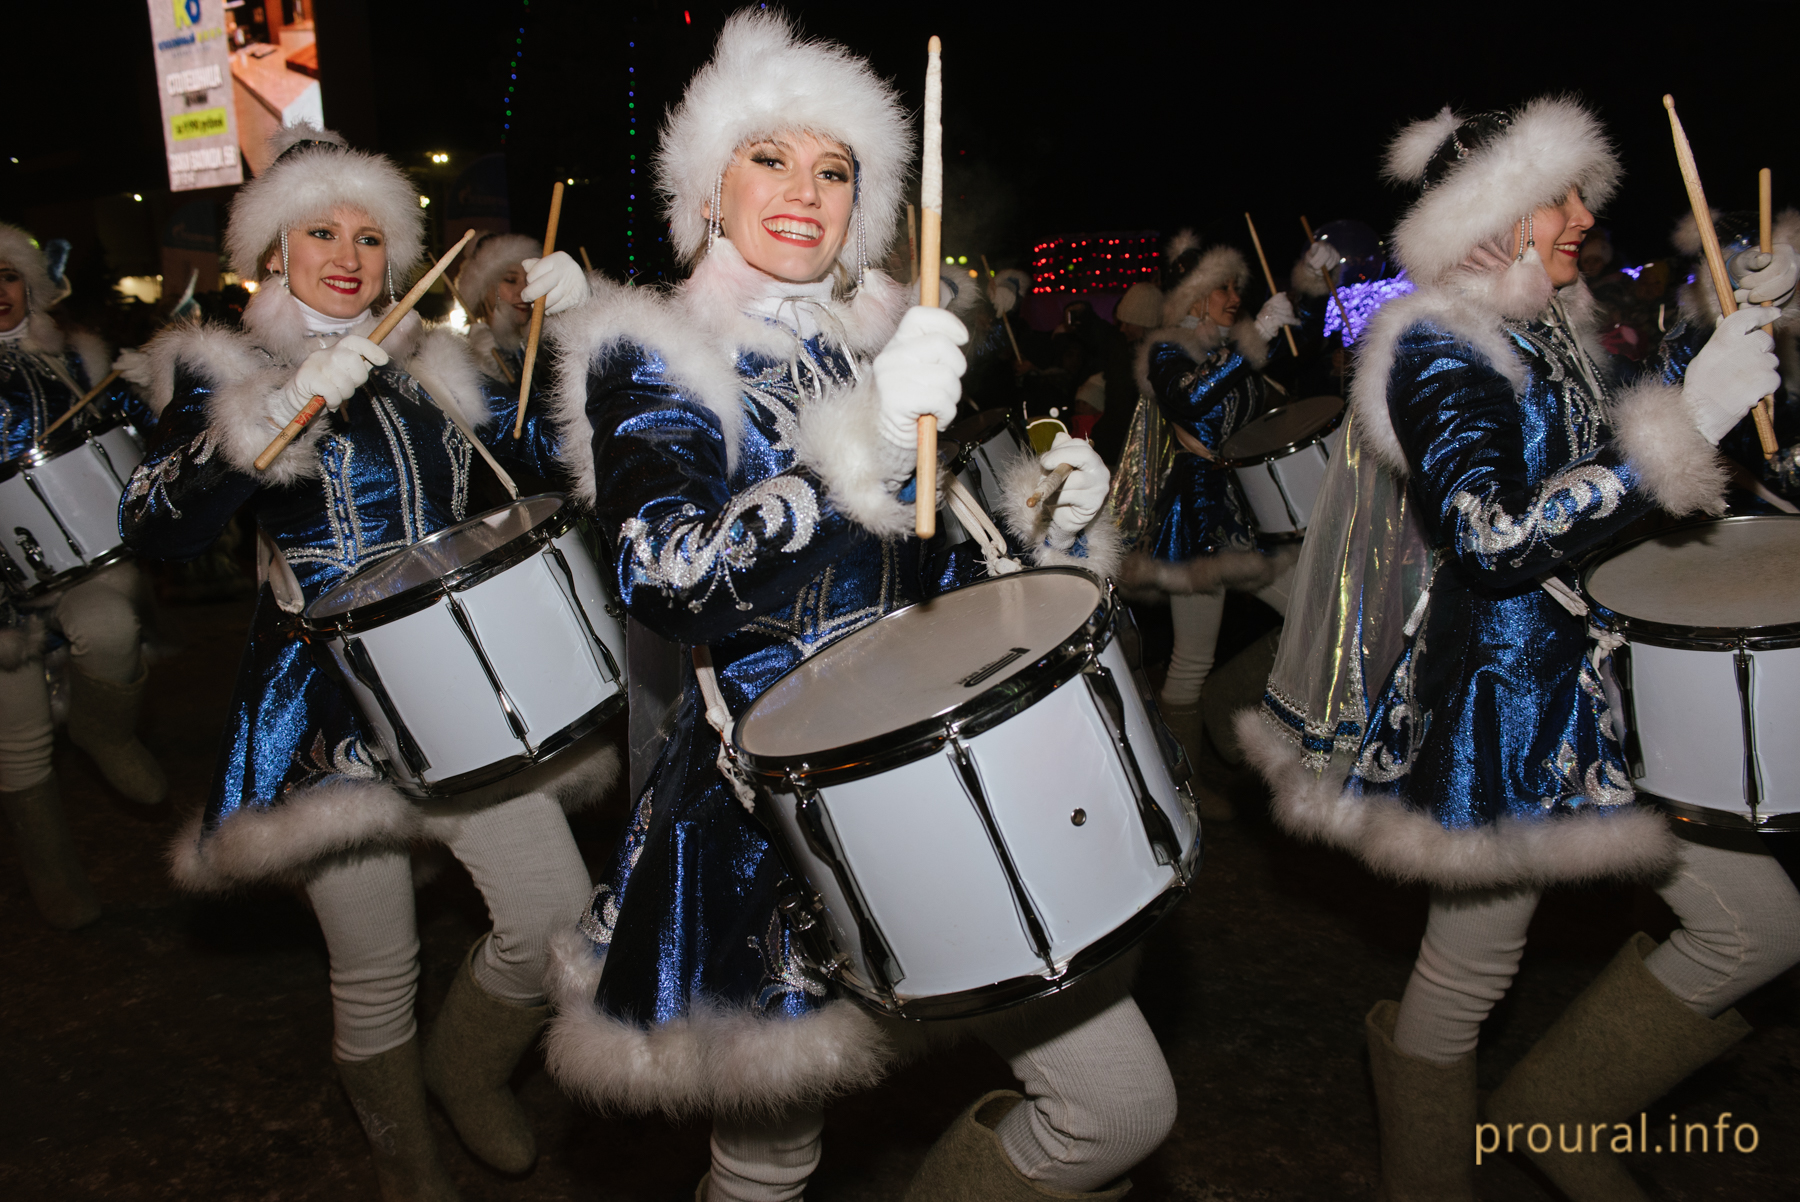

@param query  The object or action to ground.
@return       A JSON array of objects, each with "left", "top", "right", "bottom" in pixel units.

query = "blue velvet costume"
[
  {"left": 118, "top": 291, "right": 567, "bottom": 886},
  {"left": 1, "top": 321, "right": 151, "bottom": 460}
]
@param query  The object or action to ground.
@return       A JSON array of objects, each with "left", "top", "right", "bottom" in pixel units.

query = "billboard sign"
[{"left": 148, "top": 0, "right": 244, "bottom": 191}]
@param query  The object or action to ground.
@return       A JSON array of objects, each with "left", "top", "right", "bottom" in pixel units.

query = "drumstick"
[
  {"left": 1300, "top": 215, "right": 1356, "bottom": 343},
  {"left": 916, "top": 36, "right": 943, "bottom": 539},
  {"left": 579, "top": 246, "right": 594, "bottom": 273},
  {"left": 254, "top": 228, "right": 479, "bottom": 471},
  {"left": 1664, "top": 95, "right": 1777, "bottom": 457},
  {"left": 37, "top": 370, "right": 121, "bottom": 444},
  {"left": 513, "top": 180, "right": 565, "bottom": 439},
  {"left": 1027, "top": 461, "right": 1076, "bottom": 509},
  {"left": 907, "top": 203, "right": 919, "bottom": 285},
  {"left": 1757, "top": 168, "right": 1780, "bottom": 441},
  {"left": 1244, "top": 212, "right": 1299, "bottom": 358},
  {"left": 490, "top": 348, "right": 517, "bottom": 385},
  {"left": 981, "top": 254, "right": 1025, "bottom": 366}
]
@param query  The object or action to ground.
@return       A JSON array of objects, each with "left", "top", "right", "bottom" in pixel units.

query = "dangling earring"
[
  {"left": 707, "top": 172, "right": 723, "bottom": 253},
  {"left": 855, "top": 204, "right": 867, "bottom": 291},
  {"left": 386, "top": 262, "right": 395, "bottom": 304},
  {"left": 280, "top": 230, "right": 291, "bottom": 288},
  {"left": 1515, "top": 214, "right": 1535, "bottom": 262}
]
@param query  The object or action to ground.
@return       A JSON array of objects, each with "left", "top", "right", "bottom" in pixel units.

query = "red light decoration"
[{"left": 1029, "top": 230, "right": 1160, "bottom": 294}]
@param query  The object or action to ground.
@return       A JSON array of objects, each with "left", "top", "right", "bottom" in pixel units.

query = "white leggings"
[
  {"left": 707, "top": 985, "right": 1177, "bottom": 1199},
  {"left": 303, "top": 790, "right": 592, "bottom": 1062},
  {"left": 1394, "top": 830, "right": 1800, "bottom": 1064},
  {"left": 0, "top": 566, "right": 144, "bottom": 792},
  {"left": 1159, "top": 568, "right": 1293, "bottom": 709}
]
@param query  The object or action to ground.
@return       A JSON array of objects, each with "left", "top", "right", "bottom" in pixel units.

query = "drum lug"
[
  {"left": 945, "top": 730, "right": 1058, "bottom": 976},
  {"left": 11, "top": 527, "right": 54, "bottom": 581},
  {"left": 1733, "top": 643, "right": 1764, "bottom": 826},
  {"left": 1081, "top": 666, "right": 1187, "bottom": 877},
  {"left": 786, "top": 769, "right": 903, "bottom": 1002}
]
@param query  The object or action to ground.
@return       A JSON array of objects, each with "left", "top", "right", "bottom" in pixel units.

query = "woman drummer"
[
  {"left": 0, "top": 222, "right": 167, "bottom": 930},
  {"left": 455, "top": 231, "right": 541, "bottom": 388},
  {"left": 542, "top": 12, "right": 1164, "bottom": 1200},
  {"left": 1123, "top": 233, "right": 1304, "bottom": 817},
  {"left": 1238, "top": 98, "right": 1800, "bottom": 1200},
  {"left": 118, "top": 124, "right": 611, "bottom": 1200}
]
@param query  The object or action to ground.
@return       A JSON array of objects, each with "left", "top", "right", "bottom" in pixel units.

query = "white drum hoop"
[
  {"left": 301, "top": 494, "right": 625, "bottom": 797},
  {"left": 1217, "top": 396, "right": 1344, "bottom": 538},
  {"left": 731, "top": 569, "right": 1198, "bottom": 1020},
  {"left": 0, "top": 418, "right": 144, "bottom": 599},
  {"left": 1583, "top": 514, "right": 1800, "bottom": 831}
]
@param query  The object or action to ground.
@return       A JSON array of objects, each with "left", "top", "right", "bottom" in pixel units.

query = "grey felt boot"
[
  {"left": 422, "top": 936, "right": 547, "bottom": 1174},
  {"left": 903, "top": 1091, "right": 1132, "bottom": 1201},
  {"left": 66, "top": 667, "right": 167, "bottom": 805},
  {"left": 337, "top": 1038, "right": 462, "bottom": 1202},
  {"left": 1366, "top": 999, "right": 1476, "bottom": 1202}
]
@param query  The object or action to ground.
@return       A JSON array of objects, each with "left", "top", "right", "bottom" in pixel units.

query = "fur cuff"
[
  {"left": 789, "top": 378, "right": 916, "bottom": 538},
  {"left": 166, "top": 779, "right": 417, "bottom": 892},
  {"left": 1290, "top": 258, "right": 1330, "bottom": 298},
  {"left": 1610, "top": 379, "right": 1729, "bottom": 517},
  {"left": 1235, "top": 708, "right": 1677, "bottom": 889},
  {"left": 543, "top": 927, "right": 895, "bottom": 1119},
  {"left": 989, "top": 445, "right": 1124, "bottom": 578},
  {"left": 1230, "top": 317, "right": 1271, "bottom": 370},
  {"left": 405, "top": 325, "right": 493, "bottom": 431},
  {"left": 0, "top": 617, "right": 47, "bottom": 671},
  {"left": 1117, "top": 547, "right": 1285, "bottom": 598}
]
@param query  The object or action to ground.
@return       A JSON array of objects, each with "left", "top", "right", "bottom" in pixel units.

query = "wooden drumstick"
[
  {"left": 1664, "top": 95, "right": 1777, "bottom": 457},
  {"left": 916, "top": 35, "right": 943, "bottom": 539},
  {"left": 981, "top": 254, "right": 1025, "bottom": 366},
  {"left": 490, "top": 348, "right": 517, "bottom": 385},
  {"left": 513, "top": 180, "right": 565, "bottom": 439},
  {"left": 1757, "top": 168, "right": 1780, "bottom": 437},
  {"left": 254, "top": 228, "right": 479, "bottom": 471},
  {"left": 1027, "top": 461, "right": 1075, "bottom": 509},
  {"left": 37, "top": 370, "right": 121, "bottom": 444},
  {"left": 1300, "top": 215, "right": 1356, "bottom": 343},
  {"left": 579, "top": 245, "right": 594, "bottom": 273},
  {"left": 1245, "top": 212, "right": 1299, "bottom": 358}
]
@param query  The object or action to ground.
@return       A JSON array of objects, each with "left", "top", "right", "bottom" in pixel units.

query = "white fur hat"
[
  {"left": 455, "top": 233, "right": 541, "bottom": 314},
  {"left": 1384, "top": 96, "right": 1621, "bottom": 287},
  {"left": 656, "top": 9, "right": 913, "bottom": 270},
  {"left": 225, "top": 123, "right": 426, "bottom": 282},
  {"left": 0, "top": 223, "right": 56, "bottom": 311},
  {"left": 1671, "top": 207, "right": 1800, "bottom": 258},
  {"left": 1114, "top": 280, "right": 1164, "bottom": 327},
  {"left": 1160, "top": 245, "right": 1249, "bottom": 327}
]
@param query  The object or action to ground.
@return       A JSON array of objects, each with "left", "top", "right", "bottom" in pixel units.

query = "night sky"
[{"left": 5, "top": 1, "right": 1792, "bottom": 291}]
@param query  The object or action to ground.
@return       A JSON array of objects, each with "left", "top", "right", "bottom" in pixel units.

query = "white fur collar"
[
  {"left": 1132, "top": 315, "right": 1270, "bottom": 396},
  {"left": 681, "top": 238, "right": 906, "bottom": 363}
]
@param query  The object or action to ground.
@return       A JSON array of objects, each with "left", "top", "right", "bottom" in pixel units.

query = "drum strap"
[
  {"left": 691, "top": 645, "right": 761, "bottom": 812},
  {"left": 944, "top": 476, "right": 1022, "bottom": 576}
]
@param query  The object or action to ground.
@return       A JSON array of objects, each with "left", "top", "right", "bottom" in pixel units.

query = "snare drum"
[
  {"left": 731, "top": 568, "right": 1200, "bottom": 1020},
  {"left": 1217, "top": 395, "right": 1344, "bottom": 536},
  {"left": 1583, "top": 515, "right": 1800, "bottom": 830},
  {"left": 943, "top": 409, "right": 1027, "bottom": 533},
  {"left": 302, "top": 495, "right": 625, "bottom": 797},
  {"left": 0, "top": 418, "right": 145, "bottom": 597}
]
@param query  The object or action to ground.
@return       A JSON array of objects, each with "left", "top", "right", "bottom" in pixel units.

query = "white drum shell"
[
  {"left": 318, "top": 527, "right": 623, "bottom": 793},
  {"left": 0, "top": 426, "right": 144, "bottom": 588},
  {"left": 762, "top": 632, "right": 1195, "bottom": 1005},
  {"left": 1623, "top": 640, "right": 1800, "bottom": 822},
  {"left": 1231, "top": 437, "right": 1331, "bottom": 536}
]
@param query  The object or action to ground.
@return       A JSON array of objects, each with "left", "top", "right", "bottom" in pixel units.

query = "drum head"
[
  {"left": 735, "top": 569, "right": 1104, "bottom": 762},
  {"left": 943, "top": 408, "right": 1013, "bottom": 448},
  {"left": 1585, "top": 515, "right": 1800, "bottom": 632},
  {"left": 1218, "top": 395, "right": 1344, "bottom": 463},
  {"left": 305, "top": 495, "right": 568, "bottom": 625}
]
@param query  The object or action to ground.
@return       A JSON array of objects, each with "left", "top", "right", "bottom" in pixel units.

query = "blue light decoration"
[
  {"left": 625, "top": 38, "right": 636, "bottom": 271},
  {"left": 1029, "top": 231, "right": 1160, "bottom": 294},
  {"left": 1321, "top": 272, "right": 1416, "bottom": 346},
  {"left": 501, "top": 1, "right": 529, "bottom": 142},
  {"left": 1621, "top": 264, "right": 1646, "bottom": 280}
]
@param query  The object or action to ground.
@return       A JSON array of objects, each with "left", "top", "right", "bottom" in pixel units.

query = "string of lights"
[
  {"left": 501, "top": 0, "right": 529, "bottom": 144},
  {"left": 626, "top": 38, "right": 637, "bottom": 274},
  {"left": 1029, "top": 232, "right": 1160, "bottom": 294}
]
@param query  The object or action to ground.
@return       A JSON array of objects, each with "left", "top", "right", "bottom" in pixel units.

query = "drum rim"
[
  {"left": 731, "top": 567, "right": 1113, "bottom": 784},
  {"left": 1581, "top": 513, "right": 1800, "bottom": 646},
  {"left": 300, "top": 493, "right": 576, "bottom": 632},
  {"left": 1216, "top": 395, "right": 1344, "bottom": 467},
  {"left": 1636, "top": 787, "right": 1800, "bottom": 833},
  {"left": 1, "top": 545, "right": 134, "bottom": 600},
  {"left": 381, "top": 692, "right": 625, "bottom": 798},
  {"left": 0, "top": 416, "right": 140, "bottom": 485}
]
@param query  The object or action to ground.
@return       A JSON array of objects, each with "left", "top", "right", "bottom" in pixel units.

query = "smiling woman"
[
  {"left": 269, "top": 206, "right": 389, "bottom": 319},
  {"left": 711, "top": 133, "right": 855, "bottom": 284}
]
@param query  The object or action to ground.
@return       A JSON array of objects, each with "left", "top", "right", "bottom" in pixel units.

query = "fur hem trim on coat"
[
  {"left": 1235, "top": 708, "right": 1678, "bottom": 889},
  {"left": 0, "top": 616, "right": 47, "bottom": 671},
  {"left": 789, "top": 377, "right": 916, "bottom": 538},
  {"left": 989, "top": 444, "right": 1125, "bottom": 579},
  {"left": 1610, "top": 378, "right": 1729, "bottom": 517},
  {"left": 166, "top": 778, "right": 418, "bottom": 893},
  {"left": 542, "top": 927, "right": 895, "bottom": 1119}
]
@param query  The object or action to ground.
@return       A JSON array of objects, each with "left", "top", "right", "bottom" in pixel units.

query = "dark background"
[{"left": 4, "top": 0, "right": 1792, "bottom": 300}]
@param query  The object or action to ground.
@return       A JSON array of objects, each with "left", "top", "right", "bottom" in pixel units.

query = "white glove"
[
  {"left": 1683, "top": 306, "right": 1781, "bottom": 442},
  {"left": 1729, "top": 243, "right": 1798, "bottom": 307},
  {"left": 520, "top": 251, "right": 591, "bottom": 316},
  {"left": 1253, "top": 293, "right": 1300, "bottom": 342},
  {"left": 1039, "top": 432, "right": 1109, "bottom": 534},
  {"left": 873, "top": 306, "right": 968, "bottom": 452},
  {"left": 271, "top": 335, "right": 387, "bottom": 425},
  {"left": 989, "top": 279, "right": 1018, "bottom": 316},
  {"left": 1303, "top": 241, "right": 1338, "bottom": 275}
]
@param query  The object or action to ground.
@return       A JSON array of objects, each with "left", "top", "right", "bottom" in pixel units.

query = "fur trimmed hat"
[
  {"left": 657, "top": 9, "right": 913, "bottom": 270},
  {"left": 455, "top": 232, "right": 541, "bottom": 315},
  {"left": 0, "top": 222, "right": 58, "bottom": 313},
  {"left": 1160, "top": 245, "right": 1249, "bottom": 327},
  {"left": 1114, "top": 280, "right": 1164, "bottom": 327},
  {"left": 225, "top": 123, "right": 426, "bottom": 282},
  {"left": 1384, "top": 96, "right": 1621, "bottom": 287}
]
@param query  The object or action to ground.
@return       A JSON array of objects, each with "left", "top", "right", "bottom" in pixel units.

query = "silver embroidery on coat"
[{"left": 621, "top": 475, "right": 821, "bottom": 609}]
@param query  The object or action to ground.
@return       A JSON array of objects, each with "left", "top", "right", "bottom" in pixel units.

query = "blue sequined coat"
[
  {"left": 117, "top": 286, "right": 585, "bottom": 890},
  {"left": 1249, "top": 279, "right": 1715, "bottom": 888},
  {"left": 541, "top": 246, "right": 1122, "bottom": 1117}
]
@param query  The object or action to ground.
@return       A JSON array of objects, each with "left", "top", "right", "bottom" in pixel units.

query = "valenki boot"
[
  {"left": 1366, "top": 1000, "right": 1476, "bottom": 1202},
  {"left": 1485, "top": 932, "right": 1751, "bottom": 1202},
  {"left": 0, "top": 774, "right": 101, "bottom": 929},
  {"left": 66, "top": 667, "right": 167, "bottom": 805},
  {"left": 903, "top": 1091, "right": 1132, "bottom": 1201},
  {"left": 337, "top": 1037, "right": 462, "bottom": 1202},
  {"left": 422, "top": 936, "right": 548, "bottom": 1174}
]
